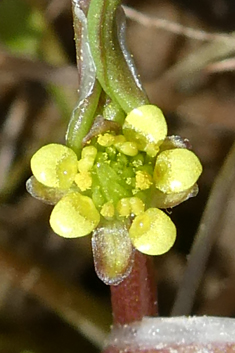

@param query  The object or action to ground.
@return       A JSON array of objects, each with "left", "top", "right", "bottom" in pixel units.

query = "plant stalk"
[{"left": 110, "top": 250, "right": 157, "bottom": 325}]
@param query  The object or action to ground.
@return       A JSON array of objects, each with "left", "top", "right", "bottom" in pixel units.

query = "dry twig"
[{"left": 123, "top": 5, "right": 234, "bottom": 42}]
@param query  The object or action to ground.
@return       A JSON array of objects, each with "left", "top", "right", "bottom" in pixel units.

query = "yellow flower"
[{"left": 27, "top": 104, "right": 202, "bottom": 284}]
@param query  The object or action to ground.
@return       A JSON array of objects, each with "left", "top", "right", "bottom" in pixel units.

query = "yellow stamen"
[
  {"left": 97, "top": 133, "right": 115, "bottom": 147},
  {"left": 116, "top": 141, "right": 138, "bottom": 157},
  {"left": 145, "top": 143, "right": 160, "bottom": 158},
  {"left": 101, "top": 201, "right": 115, "bottom": 219},
  {"left": 116, "top": 198, "right": 131, "bottom": 217},
  {"left": 74, "top": 171, "right": 92, "bottom": 191},
  {"left": 78, "top": 146, "right": 97, "bottom": 172},
  {"left": 113, "top": 135, "right": 126, "bottom": 145},
  {"left": 135, "top": 170, "right": 153, "bottom": 190},
  {"left": 129, "top": 197, "right": 145, "bottom": 215},
  {"left": 81, "top": 145, "right": 97, "bottom": 159}
]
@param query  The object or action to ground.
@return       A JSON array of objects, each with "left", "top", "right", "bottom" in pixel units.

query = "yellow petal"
[
  {"left": 31, "top": 144, "right": 78, "bottom": 189},
  {"left": 50, "top": 192, "right": 100, "bottom": 238},
  {"left": 123, "top": 105, "right": 167, "bottom": 157},
  {"left": 129, "top": 208, "right": 176, "bottom": 255},
  {"left": 154, "top": 148, "right": 202, "bottom": 194}
]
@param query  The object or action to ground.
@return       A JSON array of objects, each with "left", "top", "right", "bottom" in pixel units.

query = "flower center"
[{"left": 75, "top": 132, "right": 156, "bottom": 220}]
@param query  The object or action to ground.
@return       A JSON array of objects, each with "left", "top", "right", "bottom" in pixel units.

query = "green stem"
[
  {"left": 87, "top": 0, "right": 149, "bottom": 113},
  {"left": 66, "top": 0, "right": 102, "bottom": 156},
  {"left": 66, "top": 80, "right": 101, "bottom": 156}
]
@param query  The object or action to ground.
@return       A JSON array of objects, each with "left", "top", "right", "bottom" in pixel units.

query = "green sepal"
[
  {"left": 26, "top": 176, "right": 67, "bottom": 205},
  {"left": 151, "top": 184, "right": 199, "bottom": 209},
  {"left": 92, "top": 219, "right": 134, "bottom": 285}
]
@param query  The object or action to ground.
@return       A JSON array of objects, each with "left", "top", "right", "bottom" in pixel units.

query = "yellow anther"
[
  {"left": 74, "top": 171, "right": 92, "bottom": 191},
  {"left": 78, "top": 146, "right": 97, "bottom": 172},
  {"left": 129, "top": 197, "right": 145, "bottom": 215},
  {"left": 116, "top": 141, "right": 138, "bottom": 157},
  {"left": 116, "top": 198, "right": 131, "bottom": 217},
  {"left": 113, "top": 135, "right": 126, "bottom": 145},
  {"left": 81, "top": 145, "right": 97, "bottom": 159},
  {"left": 101, "top": 201, "right": 115, "bottom": 219},
  {"left": 126, "top": 177, "right": 132, "bottom": 185},
  {"left": 135, "top": 170, "right": 153, "bottom": 190},
  {"left": 132, "top": 158, "right": 143, "bottom": 168},
  {"left": 97, "top": 133, "right": 115, "bottom": 147},
  {"left": 78, "top": 158, "right": 93, "bottom": 172}
]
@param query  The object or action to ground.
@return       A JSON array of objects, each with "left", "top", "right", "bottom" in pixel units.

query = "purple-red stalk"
[{"left": 110, "top": 250, "right": 157, "bottom": 325}]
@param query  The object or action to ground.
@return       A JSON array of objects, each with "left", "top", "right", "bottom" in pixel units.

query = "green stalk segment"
[
  {"left": 87, "top": 0, "right": 149, "bottom": 113},
  {"left": 66, "top": 80, "right": 101, "bottom": 157}
]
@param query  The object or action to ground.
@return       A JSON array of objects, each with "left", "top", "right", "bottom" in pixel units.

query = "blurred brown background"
[{"left": 1, "top": 0, "right": 235, "bottom": 352}]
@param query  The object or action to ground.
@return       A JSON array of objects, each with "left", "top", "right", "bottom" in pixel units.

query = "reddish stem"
[{"left": 110, "top": 250, "right": 157, "bottom": 325}]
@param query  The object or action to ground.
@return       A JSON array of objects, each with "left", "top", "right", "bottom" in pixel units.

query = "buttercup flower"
[{"left": 27, "top": 104, "right": 202, "bottom": 284}]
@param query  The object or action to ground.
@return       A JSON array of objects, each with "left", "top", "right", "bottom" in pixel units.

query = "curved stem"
[
  {"left": 66, "top": 0, "right": 102, "bottom": 156},
  {"left": 66, "top": 80, "right": 101, "bottom": 156},
  {"left": 87, "top": 0, "right": 148, "bottom": 113}
]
